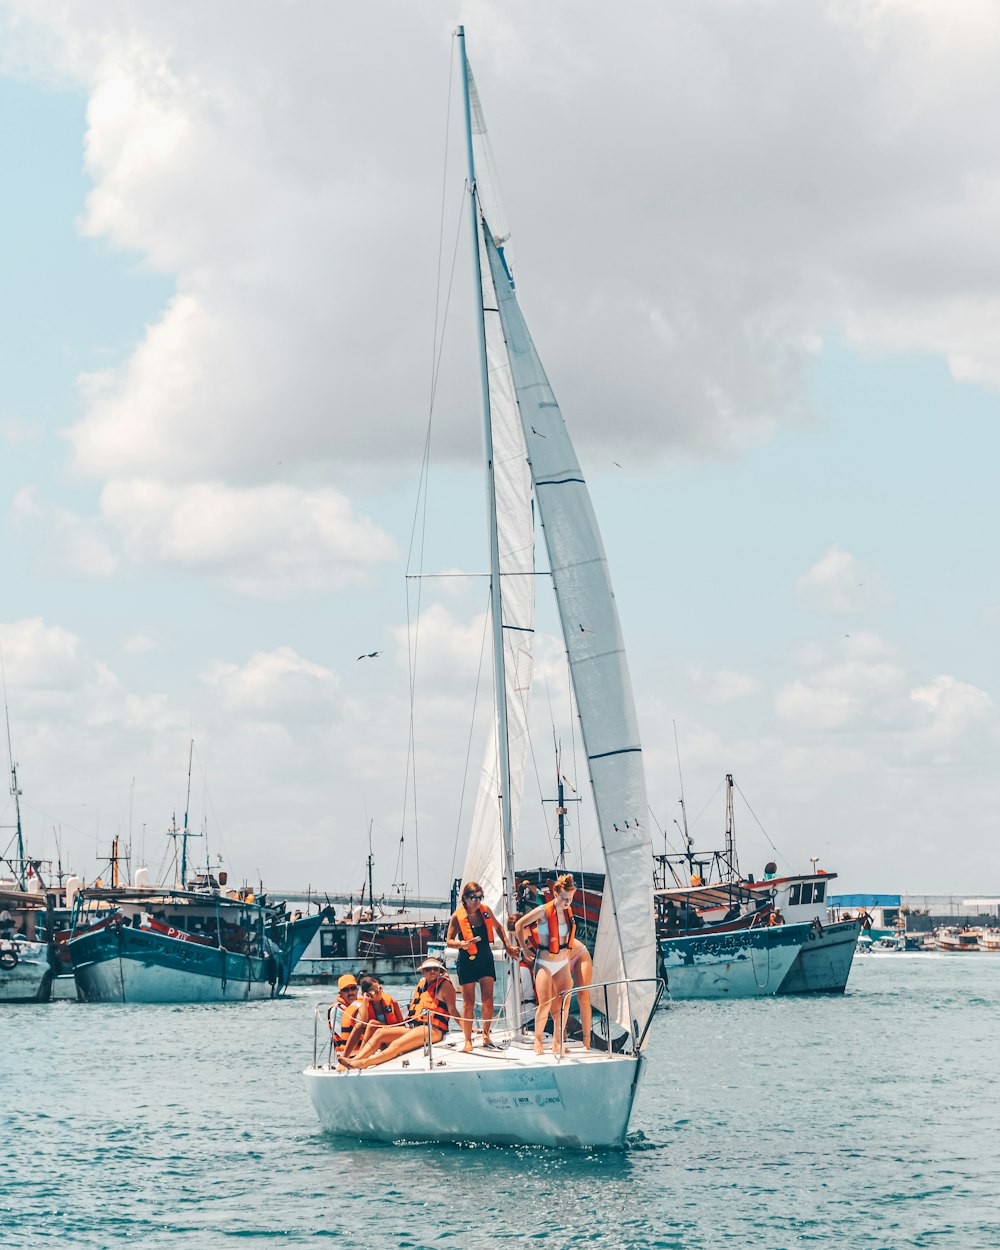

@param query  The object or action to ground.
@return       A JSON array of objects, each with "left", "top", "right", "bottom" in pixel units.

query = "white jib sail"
[
  {"left": 482, "top": 226, "right": 657, "bottom": 1036},
  {"left": 461, "top": 225, "right": 535, "bottom": 924}
]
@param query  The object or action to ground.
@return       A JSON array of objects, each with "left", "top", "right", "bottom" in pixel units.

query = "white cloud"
[
  {"left": 201, "top": 646, "right": 339, "bottom": 722},
  {"left": 122, "top": 633, "right": 158, "bottom": 655},
  {"left": 795, "top": 546, "right": 892, "bottom": 614},
  {"left": 911, "top": 674, "right": 992, "bottom": 739},
  {"left": 3, "top": 0, "right": 1000, "bottom": 483},
  {"left": 14, "top": 479, "right": 397, "bottom": 598},
  {"left": 687, "top": 665, "right": 762, "bottom": 704}
]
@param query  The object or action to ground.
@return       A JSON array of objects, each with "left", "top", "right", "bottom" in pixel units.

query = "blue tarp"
[{"left": 828, "top": 893, "right": 901, "bottom": 907}]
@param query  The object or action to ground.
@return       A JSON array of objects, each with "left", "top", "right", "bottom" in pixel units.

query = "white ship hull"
[{"left": 305, "top": 1039, "right": 644, "bottom": 1149}]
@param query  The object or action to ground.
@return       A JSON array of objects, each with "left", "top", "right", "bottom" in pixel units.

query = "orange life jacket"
[
  {"left": 456, "top": 904, "right": 496, "bottom": 958},
  {"left": 406, "top": 975, "right": 450, "bottom": 1033},
  {"left": 364, "top": 991, "right": 403, "bottom": 1025},
  {"left": 329, "top": 994, "right": 361, "bottom": 1050},
  {"left": 529, "top": 901, "right": 575, "bottom": 955}
]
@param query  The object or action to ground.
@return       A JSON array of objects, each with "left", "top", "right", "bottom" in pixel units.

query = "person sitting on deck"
[
  {"left": 340, "top": 974, "right": 404, "bottom": 1060},
  {"left": 341, "top": 958, "right": 457, "bottom": 1070},
  {"left": 328, "top": 973, "right": 361, "bottom": 1060}
]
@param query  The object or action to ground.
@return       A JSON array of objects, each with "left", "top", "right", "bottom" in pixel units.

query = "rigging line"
[
  {"left": 688, "top": 777, "right": 725, "bottom": 832},
  {"left": 448, "top": 584, "right": 492, "bottom": 885},
  {"left": 647, "top": 804, "right": 683, "bottom": 858},
  {"left": 732, "top": 781, "right": 794, "bottom": 873},
  {"left": 514, "top": 654, "right": 556, "bottom": 867},
  {"left": 428, "top": 43, "right": 455, "bottom": 401},
  {"left": 400, "top": 192, "right": 466, "bottom": 910}
]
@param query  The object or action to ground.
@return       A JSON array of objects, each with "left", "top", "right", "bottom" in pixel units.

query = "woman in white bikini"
[{"left": 515, "top": 873, "right": 579, "bottom": 1056}]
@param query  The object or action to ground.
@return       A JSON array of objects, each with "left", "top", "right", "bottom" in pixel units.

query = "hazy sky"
[{"left": 2, "top": 0, "right": 999, "bottom": 899}]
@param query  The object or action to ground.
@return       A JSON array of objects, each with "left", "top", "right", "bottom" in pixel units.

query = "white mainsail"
[
  {"left": 481, "top": 225, "right": 657, "bottom": 1034},
  {"left": 460, "top": 58, "right": 535, "bottom": 923},
  {"left": 460, "top": 231, "right": 535, "bottom": 918}
]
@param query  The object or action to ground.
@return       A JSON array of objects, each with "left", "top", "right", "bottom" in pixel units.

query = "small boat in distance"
[{"left": 935, "top": 927, "right": 980, "bottom": 953}]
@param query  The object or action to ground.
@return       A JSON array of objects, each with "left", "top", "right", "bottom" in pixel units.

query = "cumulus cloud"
[
  {"left": 2, "top": 0, "right": 1000, "bottom": 485},
  {"left": 795, "top": 546, "right": 892, "bottom": 614},
  {"left": 201, "top": 646, "right": 339, "bottom": 722},
  {"left": 775, "top": 633, "right": 905, "bottom": 730},
  {"left": 13, "top": 480, "right": 397, "bottom": 597},
  {"left": 687, "top": 665, "right": 762, "bottom": 704}
]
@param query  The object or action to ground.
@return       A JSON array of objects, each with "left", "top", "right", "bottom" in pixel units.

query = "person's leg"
[
  {"left": 570, "top": 942, "right": 593, "bottom": 1048},
  {"left": 348, "top": 1025, "right": 441, "bottom": 1069},
  {"left": 480, "top": 977, "right": 495, "bottom": 1043},
  {"left": 551, "top": 967, "right": 573, "bottom": 1055},
  {"left": 460, "top": 981, "right": 476, "bottom": 1052},
  {"left": 351, "top": 1023, "right": 408, "bottom": 1062},
  {"left": 533, "top": 965, "right": 555, "bottom": 1053}
]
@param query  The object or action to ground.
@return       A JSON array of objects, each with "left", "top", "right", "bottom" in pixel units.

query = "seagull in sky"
[{"left": 357, "top": 651, "right": 381, "bottom": 660}]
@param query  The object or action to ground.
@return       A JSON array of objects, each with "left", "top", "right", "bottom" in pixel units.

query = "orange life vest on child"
[
  {"left": 529, "top": 901, "right": 576, "bottom": 954},
  {"left": 456, "top": 904, "right": 497, "bottom": 958},
  {"left": 364, "top": 991, "right": 403, "bottom": 1025},
  {"left": 406, "top": 976, "right": 451, "bottom": 1033}
]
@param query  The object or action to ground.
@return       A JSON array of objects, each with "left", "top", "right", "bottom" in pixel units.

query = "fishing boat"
[
  {"left": 935, "top": 927, "right": 980, "bottom": 953},
  {"left": 655, "top": 775, "right": 861, "bottom": 998},
  {"left": 979, "top": 928, "right": 1000, "bottom": 952},
  {"left": 304, "top": 27, "right": 660, "bottom": 1148},
  {"left": 0, "top": 884, "right": 54, "bottom": 1004},
  {"left": 1, "top": 706, "right": 61, "bottom": 1003},
  {"left": 66, "top": 812, "right": 326, "bottom": 1003}
]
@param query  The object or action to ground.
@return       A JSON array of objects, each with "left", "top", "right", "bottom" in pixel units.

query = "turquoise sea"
[{"left": 2, "top": 954, "right": 997, "bottom": 1249}]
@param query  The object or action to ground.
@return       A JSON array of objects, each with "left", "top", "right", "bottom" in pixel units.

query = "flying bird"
[{"left": 357, "top": 651, "right": 381, "bottom": 660}]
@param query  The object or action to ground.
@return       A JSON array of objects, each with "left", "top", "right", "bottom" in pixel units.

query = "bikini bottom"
[{"left": 535, "top": 953, "right": 570, "bottom": 976}]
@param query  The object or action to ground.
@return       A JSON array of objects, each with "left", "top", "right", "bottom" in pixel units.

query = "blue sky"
[{"left": 2, "top": 1, "right": 999, "bottom": 898}]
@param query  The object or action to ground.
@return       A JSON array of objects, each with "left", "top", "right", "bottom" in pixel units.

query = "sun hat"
[{"left": 418, "top": 957, "right": 447, "bottom": 973}]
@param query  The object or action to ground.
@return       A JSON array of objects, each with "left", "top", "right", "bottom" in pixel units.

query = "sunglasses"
[{"left": 465, "top": 893, "right": 484, "bottom": 901}]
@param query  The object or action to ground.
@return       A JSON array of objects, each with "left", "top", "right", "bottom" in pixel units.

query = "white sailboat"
[{"left": 303, "top": 27, "right": 660, "bottom": 1149}]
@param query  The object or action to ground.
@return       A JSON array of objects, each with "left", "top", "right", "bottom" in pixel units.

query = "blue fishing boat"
[
  {"left": 655, "top": 775, "right": 861, "bottom": 998},
  {"left": 67, "top": 876, "right": 326, "bottom": 1003}
]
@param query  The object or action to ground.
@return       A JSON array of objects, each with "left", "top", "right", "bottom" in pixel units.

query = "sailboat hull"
[{"left": 305, "top": 1046, "right": 644, "bottom": 1149}]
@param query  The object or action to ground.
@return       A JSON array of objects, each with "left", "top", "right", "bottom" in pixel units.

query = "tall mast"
[
  {"left": 2, "top": 678, "right": 26, "bottom": 891},
  {"left": 457, "top": 25, "right": 519, "bottom": 1023},
  {"left": 181, "top": 739, "right": 194, "bottom": 888},
  {"left": 723, "top": 773, "right": 739, "bottom": 883}
]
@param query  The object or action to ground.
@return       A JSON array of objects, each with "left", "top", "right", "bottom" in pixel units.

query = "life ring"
[{"left": 0, "top": 948, "right": 18, "bottom": 970}]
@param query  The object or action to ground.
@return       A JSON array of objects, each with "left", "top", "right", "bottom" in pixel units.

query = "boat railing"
[{"left": 555, "top": 976, "right": 664, "bottom": 1059}]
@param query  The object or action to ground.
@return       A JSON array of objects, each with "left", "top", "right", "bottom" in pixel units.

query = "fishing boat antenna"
[
  {"left": 1, "top": 656, "right": 27, "bottom": 891},
  {"left": 722, "top": 773, "right": 740, "bottom": 883},
  {"left": 181, "top": 738, "right": 194, "bottom": 888},
  {"left": 542, "top": 735, "right": 581, "bottom": 870}
]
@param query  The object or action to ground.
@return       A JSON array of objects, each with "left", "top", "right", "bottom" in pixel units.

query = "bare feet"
[
  {"left": 533, "top": 1039, "right": 544, "bottom": 1054},
  {"left": 462, "top": 1042, "right": 473, "bottom": 1054}
]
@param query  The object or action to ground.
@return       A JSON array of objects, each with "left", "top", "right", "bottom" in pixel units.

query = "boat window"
[
  {"left": 788, "top": 884, "right": 801, "bottom": 906},
  {"left": 800, "top": 883, "right": 814, "bottom": 905},
  {"left": 813, "top": 881, "right": 825, "bottom": 903}
]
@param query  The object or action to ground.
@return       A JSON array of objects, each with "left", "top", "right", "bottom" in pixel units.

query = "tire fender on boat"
[{"left": 0, "top": 948, "right": 18, "bottom": 970}]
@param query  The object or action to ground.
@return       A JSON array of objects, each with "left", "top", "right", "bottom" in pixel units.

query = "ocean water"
[{"left": 2, "top": 954, "right": 998, "bottom": 1249}]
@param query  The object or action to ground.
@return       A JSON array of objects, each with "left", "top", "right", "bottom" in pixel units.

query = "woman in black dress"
[{"left": 446, "top": 881, "right": 518, "bottom": 1052}]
